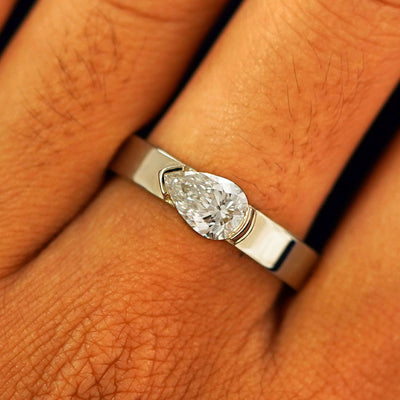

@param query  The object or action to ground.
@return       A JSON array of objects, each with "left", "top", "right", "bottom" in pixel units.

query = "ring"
[{"left": 110, "top": 135, "right": 318, "bottom": 289}]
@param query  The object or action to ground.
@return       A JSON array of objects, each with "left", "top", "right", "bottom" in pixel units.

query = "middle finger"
[{"left": 0, "top": 0, "right": 229, "bottom": 272}]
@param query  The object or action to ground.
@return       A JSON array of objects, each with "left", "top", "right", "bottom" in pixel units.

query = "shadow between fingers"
[
  {"left": 306, "top": 83, "right": 400, "bottom": 252},
  {"left": 0, "top": 0, "right": 36, "bottom": 54}
]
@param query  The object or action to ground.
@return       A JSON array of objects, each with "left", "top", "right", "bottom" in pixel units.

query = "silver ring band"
[{"left": 110, "top": 135, "right": 318, "bottom": 289}]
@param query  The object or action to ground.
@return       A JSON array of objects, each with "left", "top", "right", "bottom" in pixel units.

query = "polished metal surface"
[{"left": 110, "top": 135, "right": 318, "bottom": 289}]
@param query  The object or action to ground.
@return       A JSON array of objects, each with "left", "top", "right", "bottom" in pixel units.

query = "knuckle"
[
  {"left": 11, "top": 0, "right": 204, "bottom": 157},
  {"left": 14, "top": 276, "right": 212, "bottom": 399},
  {"left": 17, "top": 301, "right": 185, "bottom": 399},
  {"left": 11, "top": 9, "right": 121, "bottom": 155}
]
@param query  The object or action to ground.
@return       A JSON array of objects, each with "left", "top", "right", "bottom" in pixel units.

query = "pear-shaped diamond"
[{"left": 163, "top": 170, "right": 249, "bottom": 240}]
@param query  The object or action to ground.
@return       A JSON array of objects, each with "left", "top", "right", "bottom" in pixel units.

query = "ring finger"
[{"left": 7, "top": 0, "right": 400, "bottom": 397}]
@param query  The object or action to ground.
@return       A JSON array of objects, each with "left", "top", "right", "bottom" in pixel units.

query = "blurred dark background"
[{"left": 1, "top": 0, "right": 399, "bottom": 252}]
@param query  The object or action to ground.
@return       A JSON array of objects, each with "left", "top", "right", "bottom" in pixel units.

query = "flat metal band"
[{"left": 110, "top": 136, "right": 318, "bottom": 290}]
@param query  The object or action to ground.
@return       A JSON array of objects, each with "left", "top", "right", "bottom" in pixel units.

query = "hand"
[{"left": 0, "top": 0, "right": 399, "bottom": 398}]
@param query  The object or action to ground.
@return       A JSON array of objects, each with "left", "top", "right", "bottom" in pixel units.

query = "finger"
[
  {"left": 5, "top": 1, "right": 400, "bottom": 397},
  {"left": 276, "top": 132, "right": 400, "bottom": 399},
  {"left": 1, "top": 179, "right": 280, "bottom": 399},
  {"left": 0, "top": 0, "right": 229, "bottom": 273},
  {"left": 20, "top": 0, "right": 400, "bottom": 372},
  {"left": 150, "top": 0, "right": 400, "bottom": 238},
  {"left": 0, "top": 0, "right": 16, "bottom": 30},
  {"left": 71, "top": 0, "right": 400, "bottom": 385}
]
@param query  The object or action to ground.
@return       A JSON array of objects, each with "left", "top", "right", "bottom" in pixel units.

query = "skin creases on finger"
[
  {"left": 0, "top": 0, "right": 229, "bottom": 274},
  {"left": 150, "top": 0, "right": 400, "bottom": 238},
  {"left": 275, "top": 132, "right": 400, "bottom": 399},
  {"left": 0, "top": 180, "right": 281, "bottom": 399},
  {"left": 2, "top": 0, "right": 400, "bottom": 399}
]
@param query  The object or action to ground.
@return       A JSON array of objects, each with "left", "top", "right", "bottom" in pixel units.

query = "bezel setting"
[{"left": 159, "top": 166, "right": 254, "bottom": 241}]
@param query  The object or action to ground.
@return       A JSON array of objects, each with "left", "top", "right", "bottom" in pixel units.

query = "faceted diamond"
[{"left": 163, "top": 170, "right": 249, "bottom": 240}]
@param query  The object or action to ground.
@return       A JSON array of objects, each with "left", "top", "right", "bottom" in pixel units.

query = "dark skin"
[{"left": 0, "top": 0, "right": 400, "bottom": 398}]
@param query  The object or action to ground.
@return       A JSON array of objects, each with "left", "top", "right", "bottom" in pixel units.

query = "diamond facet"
[{"left": 163, "top": 170, "right": 249, "bottom": 240}]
